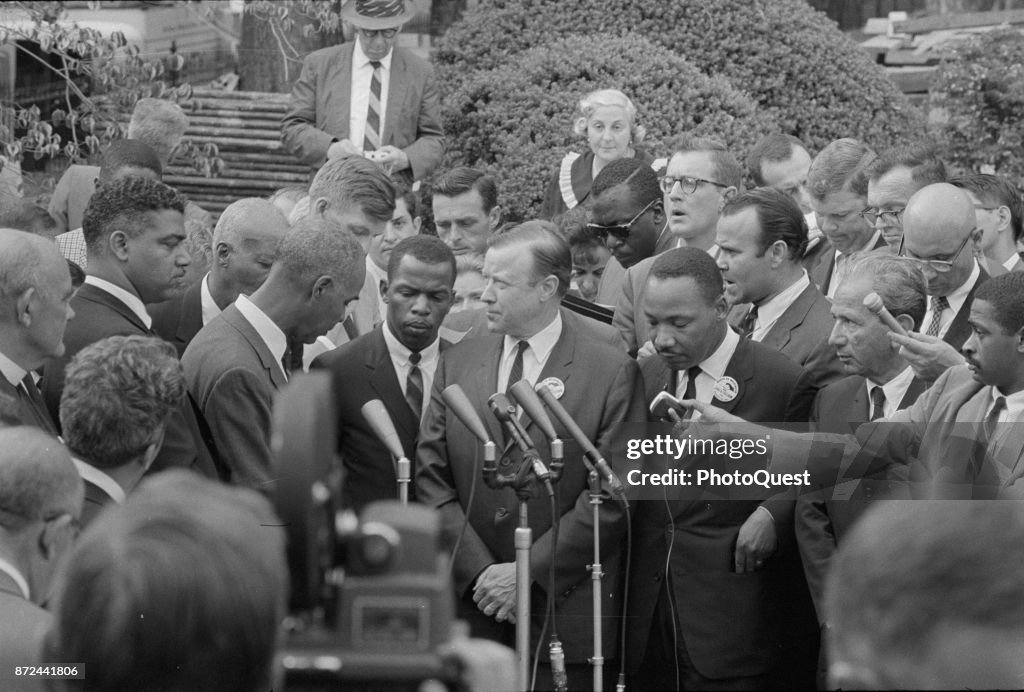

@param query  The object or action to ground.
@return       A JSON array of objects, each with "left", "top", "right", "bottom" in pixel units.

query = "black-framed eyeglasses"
[
  {"left": 659, "top": 175, "right": 728, "bottom": 195},
  {"left": 897, "top": 230, "right": 975, "bottom": 274},
  {"left": 859, "top": 207, "right": 905, "bottom": 225},
  {"left": 587, "top": 198, "right": 657, "bottom": 242},
  {"left": 359, "top": 28, "right": 398, "bottom": 39}
]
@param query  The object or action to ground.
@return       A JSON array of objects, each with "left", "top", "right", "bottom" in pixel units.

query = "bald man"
[
  {"left": 0, "top": 230, "right": 74, "bottom": 433},
  {"left": 888, "top": 183, "right": 988, "bottom": 383},
  {"left": 0, "top": 428, "right": 83, "bottom": 687},
  {"left": 183, "top": 216, "right": 366, "bottom": 492},
  {"left": 150, "top": 198, "right": 290, "bottom": 357}
]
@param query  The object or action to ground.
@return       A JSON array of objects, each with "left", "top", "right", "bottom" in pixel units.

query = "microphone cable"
[{"left": 530, "top": 488, "right": 564, "bottom": 692}]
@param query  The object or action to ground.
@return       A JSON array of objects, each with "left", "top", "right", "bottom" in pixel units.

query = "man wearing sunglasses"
[
  {"left": 887, "top": 183, "right": 988, "bottom": 383},
  {"left": 282, "top": 0, "right": 444, "bottom": 185},
  {"left": 0, "top": 427, "right": 83, "bottom": 687}
]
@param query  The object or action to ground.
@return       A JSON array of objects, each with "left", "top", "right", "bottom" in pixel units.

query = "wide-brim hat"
[{"left": 341, "top": 0, "right": 417, "bottom": 30}]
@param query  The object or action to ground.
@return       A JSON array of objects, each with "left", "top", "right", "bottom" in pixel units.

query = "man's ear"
[
  {"left": 313, "top": 197, "right": 330, "bottom": 217},
  {"left": 894, "top": 313, "right": 916, "bottom": 337},
  {"left": 109, "top": 230, "right": 130, "bottom": 261},
  {"left": 379, "top": 278, "right": 389, "bottom": 303},
  {"left": 996, "top": 205, "right": 1013, "bottom": 234},
  {"left": 721, "top": 186, "right": 739, "bottom": 204},
  {"left": 651, "top": 200, "right": 666, "bottom": 227},
  {"left": 15, "top": 287, "right": 35, "bottom": 327},
  {"left": 215, "top": 241, "right": 231, "bottom": 267},
  {"left": 969, "top": 226, "right": 984, "bottom": 249},
  {"left": 712, "top": 293, "right": 730, "bottom": 320},
  {"left": 39, "top": 514, "right": 75, "bottom": 560},
  {"left": 488, "top": 205, "right": 502, "bottom": 232},
  {"left": 311, "top": 275, "right": 333, "bottom": 300}
]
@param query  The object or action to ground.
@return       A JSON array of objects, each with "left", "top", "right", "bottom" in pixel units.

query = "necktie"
[
  {"left": 869, "top": 385, "right": 886, "bottom": 421},
  {"left": 406, "top": 351, "right": 423, "bottom": 421},
  {"left": 739, "top": 305, "right": 758, "bottom": 339},
  {"left": 17, "top": 374, "right": 56, "bottom": 434},
  {"left": 681, "top": 365, "right": 702, "bottom": 402},
  {"left": 506, "top": 340, "right": 528, "bottom": 395},
  {"left": 363, "top": 60, "right": 383, "bottom": 152},
  {"left": 282, "top": 336, "right": 304, "bottom": 377},
  {"left": 984, "top": 396, "right": 1006, "bottom": 443},
  {"left": 926, "top": 296, "right": 949, "bottom": 338}
]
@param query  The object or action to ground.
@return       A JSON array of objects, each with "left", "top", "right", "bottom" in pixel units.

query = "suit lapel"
[
  {"left": 469, "top": 338, "right": 504, "bottom": 445},
  {"left": 526, "top": 317, "right": 576, "bottom": 433},
  {"left": 944, "top": 269, "right": 989, "bottom": 349},
  {"left": 331, "top": 44, "right": 355, "bottom": 138},
  {"left": 848, "top": 378, "right": 869, "bottom": 421},
  {"left": 177, "top": 280, "right": 204, "bottom": 344},
  {"left": 78, "top": 283, "right": 150, "bottom": 333},
  {"left": 762, "top": 285, "right": 817, "bottom": 351},
  {"left": 383, "top": 49, "right": 406, "bottom": 146},
  {"left": 222, "top": 306, "right": 288, "bottom": 389},
  {"left": 365, "top": 328, "right": 418, "bottom": 441}
]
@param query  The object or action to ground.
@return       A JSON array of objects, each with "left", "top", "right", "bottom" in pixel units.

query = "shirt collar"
[
  {"left": 1003, "top": 254, "right": 1021, "bottom": 272},
  {"left": 72, "top": 457, "right": 126, "bottom": 504},
  {"left": 754, "top": 271, "right": 810, "bottom": 332},
  {"left": 0, "top": 349, "right": 27, "bottom": 388},
  {"left": 352, "top": 36, "right": 393, "bottom": 70},
  {"left": 199, "top": 273, "right": 221, "bottom": 326},
  {"left": 84, "top": 276, "right": 152, "bottom": 329},
  {"left": 382, "top": 320, "right": 440, "bottom": 367},
  {"left": 992, "top": 385, "right": 1024, "bottom": 421},
  {"left": 869, "top": 365, "right": 916, "bottom": 413},
  {"left": 503, "top": 312, "right": 563, "bottom": 366},
  {"left": 698, "top": 325, "right": 741, "bottom": 382},
  {"left": 0, "top": 556, "right": 30, "bottom": 601},
  {"left": 234, "top": 295, "right": 288, "bottom": 369},
  {"left": 932, "top": 260, "right": 980, "bottom": 313}
]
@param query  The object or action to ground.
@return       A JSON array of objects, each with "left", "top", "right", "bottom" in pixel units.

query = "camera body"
[{"left": 272, "top": 373, "right": 457, "bottom": 690}]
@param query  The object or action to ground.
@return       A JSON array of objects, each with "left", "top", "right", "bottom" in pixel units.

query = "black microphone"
[
  {"left": 441, "top": 385, "right": 497, "bottom": 483},
  {"left": 488, "top": 392, "right": 552, "bottom": 482},
  {"left": 509, "top": 379, "right": 563, "bottom": 463},
  {"left": 535, "top": 383, "right": 628, "bottom": 504}
]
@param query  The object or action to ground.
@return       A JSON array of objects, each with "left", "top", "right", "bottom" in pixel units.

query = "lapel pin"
[
  {"left": 539, "top": 377, "right": 565, "bottom": 400},
  {"left": 713, "top": 376, "right": 739, "bottom": 403}
]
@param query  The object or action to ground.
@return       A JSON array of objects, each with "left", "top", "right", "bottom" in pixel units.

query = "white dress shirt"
[
  {"left": 382, "top": 321, "right": 441, "bottom": 420},
  {"left": 234, "top": 295, "right": 288, "bottom": 380},
  {"left": 0, "top": 349, "right": 26, "bottom": 388},
  {"left": 751, "top": 271, "right": 811, "bottom": 342},
  {"left": 867, "top": 365, "right": 916, "bottom": 419},
  {"left": 84, "top": 275, "right": 152, "bottom": 329},
  {"left": 926, "top": 261, "right": 980, "bottom": 339},
  {"left": 349, "top": 40, "right": 393, "bottom": 151},
  {"left": 827, "top": 230, "right": 881, "bottom": 299},
  {"left": 199, "top": 273, "right": 221, "bottom": 326},
  {"left": 0, "top": 556, "right": 30, "bottom": 600},
  {"left": 498, "top": 313, "right": 563, "bottom": 393},
  {"left": 675, "top": 326, "right": 741, "bottom": 420}
]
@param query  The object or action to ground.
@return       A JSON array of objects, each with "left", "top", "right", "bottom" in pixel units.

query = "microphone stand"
[{"left": 487, "top": 393, "right": 560, "bottom": 690}]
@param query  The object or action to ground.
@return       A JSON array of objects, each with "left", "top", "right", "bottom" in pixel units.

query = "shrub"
[
  {"left": 434, "top": 0, "right": 925, "bottom": 154},
  {"left": 438, "top": 33, "right": 776, "bottom": 222},
  {"left": 929, "top": 28, "right": 1024, "bottom": 189}
]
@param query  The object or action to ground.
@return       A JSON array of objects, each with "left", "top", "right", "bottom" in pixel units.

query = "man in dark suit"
[
  {"left": 39, "top": 177, "right": 222, "bottom": 480},
  {"left": 864, "top": 144, "right": 946, "bottom": 251},
  {"left": 628, "top": 247, "right": 818, "bottom": 690},
  {"left": 59, "top": 335, "right": 185, "bottom": 529},
  {"left": 150, "top": 198, "right": 289, "bottom": 356},
  {"left": 806, "top": 138, "right": 884, "bottom": 299},
  {"left": 718, "top": 188, "right": 843, "bottom": 388},
  {"left": 184, "top": 216, "right": 365, "bottom": 493},
  {"left": 0, "top": 428, "right": 82, "bottom": 689},
  {"left": 951, "top": 173, "right": 1024, "bottom": 276},
  {"left": 313, "top": 235, "right": 456, "bottom": 511},
  {"left": 797, "top": 253, "right": 929, "bottom": 626},
  {"left": 281, "top": 0, "right": 444, "bottom": 184},
  {"left": 0, "top": 230, "right": 73, "bottom": 434},
  {"left": 416, "top": 222, "right": 646, "bottom": 688},
  {"left": 888, "top": 183, "right": 989, "bottom": 384}
]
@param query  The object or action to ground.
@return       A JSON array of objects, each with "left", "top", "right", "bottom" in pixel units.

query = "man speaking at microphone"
[
  {"left": 416, "top": 221, "right": 646, "bottom": 687},
  {"left": 313, "top": 235, "right": 456, "bottom": 511}
]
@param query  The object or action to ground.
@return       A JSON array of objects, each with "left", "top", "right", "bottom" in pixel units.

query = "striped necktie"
[
  {"left": 363, "top": 60, "right": 383, "bottom": 151},
  {"left": 926, "top": 296, "right": 949, "bottom": 338}
]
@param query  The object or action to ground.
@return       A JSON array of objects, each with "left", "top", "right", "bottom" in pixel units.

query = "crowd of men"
[{"left": 1, "top": 1, "right": 1024, "bottom": 690}]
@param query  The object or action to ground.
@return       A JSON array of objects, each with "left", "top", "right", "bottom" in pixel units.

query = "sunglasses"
[{"left": 587, "top": 199, "right": 657, "bottom": 242}]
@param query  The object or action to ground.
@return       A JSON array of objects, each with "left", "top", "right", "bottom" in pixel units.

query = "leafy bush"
[
  {"left": 930, "top": 28, "right": 1024, "bottom": 189},
  {"left": 439, "top": 33, "right": 776, "bottom": 222},
  {"left": 434, "top": 0, "right": 924, "bottom": 153}
]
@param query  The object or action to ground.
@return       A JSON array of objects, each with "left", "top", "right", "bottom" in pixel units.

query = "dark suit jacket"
[
  {"left": 0, "top": 371, "right": 57, "bottom": 434},
  {"left": 729, "top": 282, "right": 844, "bottom": 389},
  {"left": 415, "top": 310, "right": 647, "bottom": 662},
  {"left": 183, "top": 304, "right": 288, "bottom": 493},
  {"left": 0, "top": 572, "right": 49, "bottom": 691},
  {"left": 808, "top": 234, "right": 887, "bottom": 295},
  {"left": 797, "top": 373, "right": 929, "bottom": 621},
  {"left": 40, "top": 284, "right": 221, "bottom": 479},
  {"left": 148, "top": 278, "right": 203, "bottom": 358},
  {"left": 281, "top": 43, "right": 444, "bottom": 181},
  {"left": 311, "top": 326, "right": 446, "bottom": 511},
  {"left": 630, "top": 337, "right": 818, "bottom": 680}
]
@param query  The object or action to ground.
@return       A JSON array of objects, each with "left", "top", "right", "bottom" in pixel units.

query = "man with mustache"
[{"left": 40, "top": 176, "right": 222, "bottom": 480}]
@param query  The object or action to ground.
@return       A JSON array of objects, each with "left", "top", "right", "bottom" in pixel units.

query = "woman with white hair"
[{"left": 540, "top": 88, "right": 654, "bottom": 219}]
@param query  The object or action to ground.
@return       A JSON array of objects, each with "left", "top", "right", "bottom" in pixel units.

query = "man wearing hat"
[{"left": 282, "top": 0, "right": 444, "bottom": 185}]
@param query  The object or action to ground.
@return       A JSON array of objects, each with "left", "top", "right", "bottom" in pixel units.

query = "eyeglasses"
[
  {"left": 587, "top": 199, "right": 657, "bottom": 242},
  {"left": 859, "top": 207, "right": 905, "bottom": 225},
  {"left": 359, "top": 28, "right": 398, "bottom": 39},
  {"left": 897, "top": 230, "right": 975, "bottom": 273},
  {"left": 659, "top": 175, "right": 728, "bottom": 195}
]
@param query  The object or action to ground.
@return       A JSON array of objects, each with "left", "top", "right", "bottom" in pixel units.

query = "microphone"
[
  {"left": 361, "top": 399, "right": 412, "bottom": 504},
  {"left": 509, "top": 379, "right": 563, "bottom": 463},
  {"left": 535, "top": 383, "right": 627, "bottom": 503},
  {"left": 863, "top": 291, "right": 909, "bottom": 337},
  {"left": 441, "top": 385, "right": 497, "bottom": 480},
  {"left": 488, "top": 393, "right": 552, "bottom": 482},
  {"left": 650, "top": 390, "right": 686, "bottom": 423}
]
